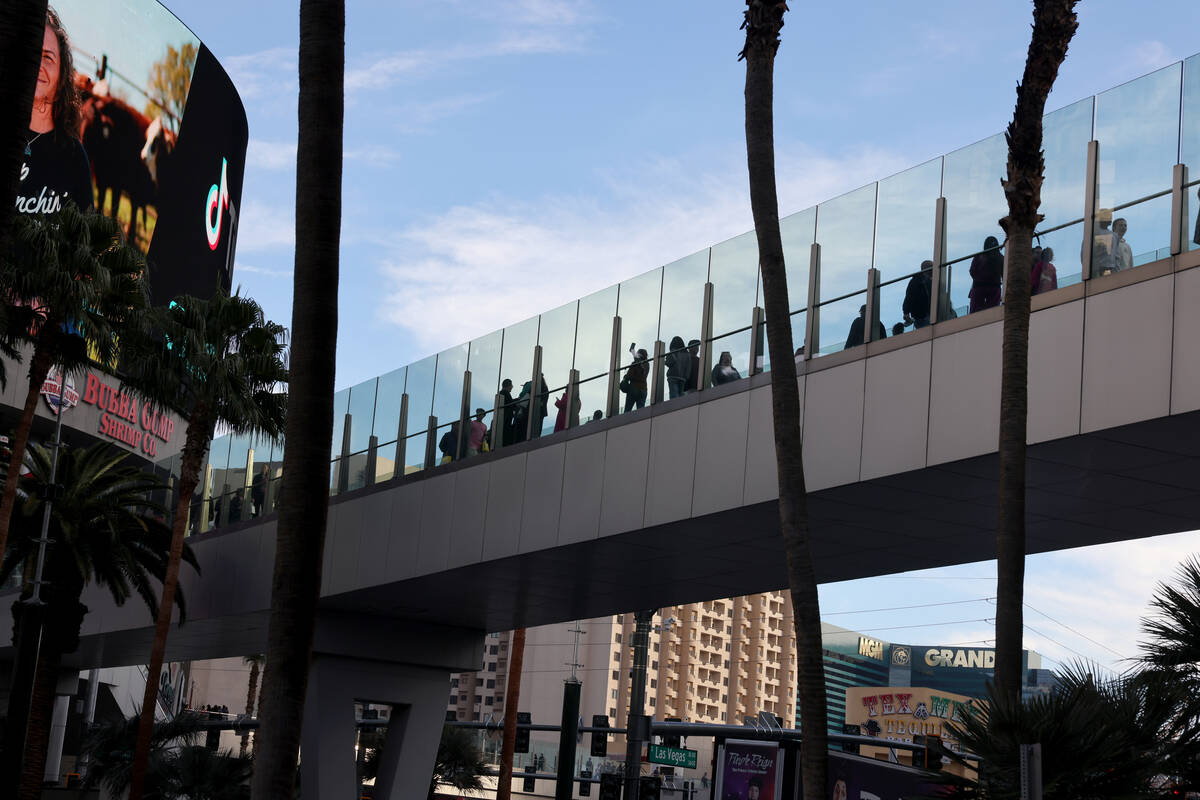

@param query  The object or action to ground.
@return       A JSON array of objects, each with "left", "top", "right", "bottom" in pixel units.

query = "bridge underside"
[
  {"left": 10, "top": 408, "right": 1200, "bottom": 670},
  {"left": 326, "top": 408, "right": 1200, "bottom": 631}
]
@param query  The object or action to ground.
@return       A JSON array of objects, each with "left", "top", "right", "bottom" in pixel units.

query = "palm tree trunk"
[
  {"left": 250, "top": 2, "right": 343, "bottom": 797},
  {"left": 0, "top": 346, "right": 52, "bottom": 560},
  {"left": 496, "top": 627, "right": 525, "bottom": 800},
  {"left": 241, "top": 659, "right": 260, "bottom": 757},
  {"left": 742, "top": 3, "right": 827, "bottom": 799},
  {"left": 129, "top": 411, "right": 208, "bottom": 800},
  {"left": 15, "top": 634, "right": 61, "bottom": 800},
  {"left": 0, "top": 0, "right": 48, "bottom": 241},
  {"left": 994, "top": 0, "right": 1078, "bottom": 700}
]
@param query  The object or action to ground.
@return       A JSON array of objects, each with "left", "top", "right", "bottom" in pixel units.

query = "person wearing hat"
[{"left": 1085, "top": 207, "right": 1117, "bottom": 277}]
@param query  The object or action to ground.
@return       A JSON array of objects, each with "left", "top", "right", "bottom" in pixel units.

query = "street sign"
[{"left": 647, "top": 743, "right": 698, "bottom": 770}]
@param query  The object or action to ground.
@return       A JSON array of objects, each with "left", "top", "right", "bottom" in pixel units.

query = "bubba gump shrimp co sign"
[{"left": 72, "top": 373, "right": 177, "bottom": 457}]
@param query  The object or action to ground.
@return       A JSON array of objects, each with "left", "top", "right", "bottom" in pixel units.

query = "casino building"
[{"left": 818, "top": 622, "right": 1056, "bottom": 735}]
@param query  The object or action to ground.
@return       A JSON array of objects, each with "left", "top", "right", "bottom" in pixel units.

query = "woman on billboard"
[{"left": 16, "top": 7, "right": 93, "bottom": 215}]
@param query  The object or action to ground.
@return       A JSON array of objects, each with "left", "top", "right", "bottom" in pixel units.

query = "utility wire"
[
  {"left": 1022, "top": 601, "right": 1127, "bottom": 660},
  {"left": 824, "top": 597, "right": 994, "bottom": 616}
]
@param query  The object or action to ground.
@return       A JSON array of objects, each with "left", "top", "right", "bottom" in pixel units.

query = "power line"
[
  {"left": 824, "top": 597, "right": 994, "bottom": 616},
  {"left": 1022, "top": 601, "right": 1127, "bottom": 660},
  {"left": 854, "top": 618, "right": 993, "bottom": 634}
]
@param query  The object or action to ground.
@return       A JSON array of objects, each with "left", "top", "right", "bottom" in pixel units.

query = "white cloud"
[
  {"left": 237, "top": 200, "right": 294, "bottom": 253},
  {"left": 373, "top": 145, "right": 907, "bottom": 355},
  {"left": 235, "top": 263, "right": 292, "bottom": 278},
  {"left": 247, "top": 139, "right": 298, "bottom": 171},
  {"left": 224, "top": 47, "right": 297, "bottom": 100},
  {"left": 1129, "top": 40, "right": 1174, "bottom": 72}
]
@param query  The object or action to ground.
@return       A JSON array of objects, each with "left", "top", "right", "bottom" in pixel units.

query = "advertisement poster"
[
  {"left": 18, "top": 1, "right": 247, "bottom": 305},
  {"left": 715, "top": 739, "right": 783, "bottom": 800},
  {"left": 825, "top": 751, "right": 944, "bottom": 800}
]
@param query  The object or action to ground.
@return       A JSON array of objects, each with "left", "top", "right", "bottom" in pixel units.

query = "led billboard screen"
[{"left": 17, "top": 1, "right": 248, "bottom": 306}]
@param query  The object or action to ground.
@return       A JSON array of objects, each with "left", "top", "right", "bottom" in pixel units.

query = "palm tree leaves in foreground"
[
  {"left": 123, "top": 291, "right": 287, "bottom": 800},
  {"left": 83, "top": 710, "right": 251, "bottom": 800},
  {"left": 1140, "top": 556, "right": 1200, "bottom": 722},
  {"left": 0, "top": 441, "right": 194, "bottom": 797},
  {"left": 941, "top": 666, "right": 1195, "bottom": 799},
  {"left": 0, "top": 204, "right": 149, "bottom": 569}
]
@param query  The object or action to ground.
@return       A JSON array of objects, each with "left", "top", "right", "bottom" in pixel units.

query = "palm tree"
[
  {"left": 1139, "top": 555, "right": 1200, "bottom": 735},
  {"left": 0, "top": 1, "right": 49, "bottom": 243},
  {"left": 164, "top": 746, "right": 254, "bottom": 800},
  {"left": 82, "top": 710, "right": 206, "bottom": 798},
  {"left": 0, "top": 441, "right": 195, "bottom": 799},
  {"left": 993, "top": 0, "right": 1079, "bottom": 700},
  {"left": 123, "top": 292, "right": 287, "bottom": 800},
  {"left": 250, "top": 1, "right": 344, "bottom": 797},
  {"left": 428, "top": 724, "right": 489, "bottom": 800},
  {"left": 741, "top": 3, "right": 827, "bottom": 797},
  {"left": 942, "top": 666, "right": 1191, "bottom": 798},
  {"left": 240, "top": 654, "right": 264, "bottom": 757},
  {"left": 0, "top": 205, "right": 149, "bottom": 563},
  {"left": 497, "top": 627, "right": 526, "bottom": 800}
]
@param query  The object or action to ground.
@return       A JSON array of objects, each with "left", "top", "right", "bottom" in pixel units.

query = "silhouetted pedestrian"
[{"left": 968, "top": 235, "right": 1003, "bottom": 312}]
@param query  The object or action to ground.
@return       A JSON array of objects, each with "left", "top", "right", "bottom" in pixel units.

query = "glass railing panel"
[
  {"left": 372, "top": 365, "right": 406, "bottom": 444},
  {"left": 1029, "top": 219, "right": 1084, "bottom": 293},
  {"left": 616, "top": 360, "right": 650, "bottom": 414},
  {"left": 708, "top": 328, "right": 751, "bottom": 386},
  {"left": 780, "top": 207, "right": 816, "bottom": 312},
  {"left": 432, "top": 344, "right": 469, "bottom": 427},
  {"left": 433, "top": 421, "right": 461, "bottom": 466},
  {"left": 709, "top": 230, "right": 759, "bottom": 338},
  {"left": 662, "top": 339, "right": 696, "bottom": 401},
  {"left": 1187, "top": 179, "right": 1200, "bottom": 253},
  {"left": 343, "top": 449, "right": 370, "bottom": 492},
  {"left": 330, "top": 387, "right": 350, "bottom": 459},
  {"left": 757, "top": 309, "right": 805, "bottom": 373},
  {"left": 500, "top": 315, "right": 538, "bottom": 399},
  {"left": 617, "top": 267, "right": 663, "bottom": 368},
  {"left": 816, "top": 291, "right": 870, "bottom": 356},
  {"left": 878, "top": 268, "right": 929, "bottom": 337},
  {"left": 1088, "top": 193, "right": 1172, "bottom": 278},
  {"left": 514, "top": 376, "right": 550, "bottom": 440},
  {"left": 575, "top": 284, "right": 618, "bottom": 381},
  {"left": 874, "top": 158, "right": 942, "bottom": 283},
  {"left": 468, "top": 330, "right": 502, "bottom": 413},
  {"left": 266, "top": 476, "right": 283, "bottom": 515},
  {"left": 816, "top": 183, "right": 875, "bottom": 303},
  {"left": 1041, "top": 96, "right": 1092, "bottom": 230},
  {"left": 659, "top": 249, "right": 707, "bottom": 381},
  {"left": 1095, "top": 62, "right": 1181, "bottom": 216},
  {"left": 576, "top": 373, "right": 609, "bottom": 425},
  {"left": 545, "top": 385, "right": 579, "bottom": 436},
  {"left": 346, "top": 377, "right": 378, "bottom": 454},
  {"left": 404, "top": 354, "right": 436, "bottom": 440},
  {"left": 462, "top": 410, "right": 494, "bottom": 458},
  {"left": 538, "top": 300, "right": 578, "bottom": 398},
  {"left": 938, "top": 240, "right": 1002, "bottom": 321},
  {"left": 328, "top": 456, "right": 342, "bottom": 496},
  {"left": 403, "top": 431, "right": 428, "bottom": 476},
  {"left": 943, "top": 131, "right": 1007, "bottom": 270}
]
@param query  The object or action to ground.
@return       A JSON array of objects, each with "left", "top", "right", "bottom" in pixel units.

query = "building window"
[
  {"left": 486, "top": 679, "right": 495, "bottom": 688},
  {"left": 650, "top": 679, "right": 657, "bottom": 688},
  {"left": 472, "top": 711, "right": 480, "bottom": 720},
  {"left": 487, "top": 663, "right": 497, "bottom": 672},
  {"left": 450, "top": 678, "right": 459, "bottom": 688},
  {"left": 653, "top": 643, "right": 659, "bottom": 652},
  {"left": 651, "top": 661, "right": 658, "bottom": 670},
  {"left": 459, "top": 694, "right": 467, "bottom": 701},
  {"left": 612, "top": 689, "right": 619, "bottom": 699},
  {"left": 489, "top": 645, "right": 499, "bottom": 655},
  {"left": 476, "top": 678, "right": 484, "bottom": 686},
  {"left": 650, "top": 697, "right": 656, "bottom": 707},
  {"left": 448, "top": 695, "right": 457, "bottom": 705},
  {"left": 612, "top": 670, "right": 620, "bottom": 680},
  {"left": 609, "top": 708, "right": 617, "bottom": 718},
  {"left": 485, "top": 697, "right": 493, "bottom": 705},
  {"left": 458, "top": 711, "right": 466, "bottom": 720}
]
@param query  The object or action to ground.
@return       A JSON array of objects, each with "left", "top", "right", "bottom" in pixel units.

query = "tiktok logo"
[{"left": 205, "top": 157, "right": 230, "bottom": 250}]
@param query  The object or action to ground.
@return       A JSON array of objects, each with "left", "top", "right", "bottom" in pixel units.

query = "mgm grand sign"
[{"left": 921, "top": 647, "right": 996, "bottom": 669}]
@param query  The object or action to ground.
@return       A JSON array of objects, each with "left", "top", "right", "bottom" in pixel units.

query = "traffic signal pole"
[
  {"left": 623, "top": 609, "right": 655, "bottom": 800},
  {"left": 555, "top": 679, "right": 581, "bottom": 800}
]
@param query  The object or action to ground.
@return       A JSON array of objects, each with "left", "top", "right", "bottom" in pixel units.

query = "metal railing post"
[
  {"left": 930, "top": 197, "right": 947, "bottom": 324},
  {"left": 458, "top": 370, "right": 472, "bottom": 458},
  {"left": 649, "top": 340, "right": 665, "bottom": 405},
  {"left": 607, "top": 316, "right": 622, "bottom": 418},
  {"left": 491, "top": 392, "right": 504, "bottom": 451},
  {"left": 1082, "top": 140, "right": 1099, "bottom": 280},
  {"left": 527, "top": 345, "right": 543, "bottom": 440},
  {"left": 748, "top": 306, "right": 764, "bottom": 375},
  {"left": 698, "top": 282, "right": 714, "bottom": 388},
  {"left": 424, "top": 415, "right": 437, "bottom": 470},
  {"left": 241, "top": 448, "right": 254, "bottom": 522},
  {"left": 200, "top": 464, "right": 212, "bottom": 533},
  {"left": 394, "top": 393, "right": 408, "bottom": 478},
  {"left": 864, "top": 268, "right": 881, "bottom": 343},
  {"left": 336, "top": 413, "right": 352, "bottom": 494},
  {"left": 565, "top": 369, "right": 580, "bottom": 429},
  {"left": 1171, "top": 163, "right": 1189, "bottom": 256},
  {"left": 803, "top": 243, "right": 821, "bottom": 358},
  {"left": 365, "top": 435, "right": 379, "bottom": 487}
]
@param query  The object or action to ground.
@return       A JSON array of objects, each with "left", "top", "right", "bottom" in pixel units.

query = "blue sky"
[{"left": 160, "top": 0, "right": 1200, "bottom": 676}]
